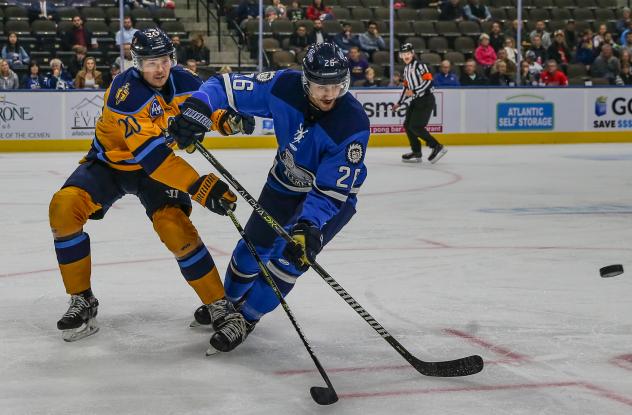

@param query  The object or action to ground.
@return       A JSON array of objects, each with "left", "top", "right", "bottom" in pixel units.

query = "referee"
[{"left": 393, "top": 43, "right": 447, "bottom": 164}]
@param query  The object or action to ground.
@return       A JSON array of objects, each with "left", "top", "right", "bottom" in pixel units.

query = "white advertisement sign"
[
  {"left": 0, "top": 92, "right": 63, "bottom": 140},
  {"left": 584, "top": 90, "right": 632, "bottom": 131},
  {"left": 64, "top": 92, "right": 104, "bottom": 138}
]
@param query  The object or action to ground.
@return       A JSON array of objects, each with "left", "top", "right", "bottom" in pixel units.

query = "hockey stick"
[
  {"left": 196, "top": 142, "right": 484, "bottom": 377},
  {"left": 220, "top": 202, "right": 338, "bottom": 405}
]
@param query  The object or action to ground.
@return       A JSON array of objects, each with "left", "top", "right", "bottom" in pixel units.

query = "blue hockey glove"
[
  {"left": 169, "top": 97, "right": 213, "bottom": 150},
  {"left": 283, "top": 221, "right": 323, "bottom": 270}
]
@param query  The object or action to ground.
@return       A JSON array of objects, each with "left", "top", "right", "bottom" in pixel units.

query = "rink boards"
[{"left": 0, "top": 87, "right": 630, "bottom": 152}]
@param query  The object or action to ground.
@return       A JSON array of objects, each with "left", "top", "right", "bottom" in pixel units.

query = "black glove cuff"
[{"left": 181, "top": 97, "right": 213, "bottom": 130}]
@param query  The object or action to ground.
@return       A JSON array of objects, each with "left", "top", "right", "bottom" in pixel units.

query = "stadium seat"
[
  {"left": 131, "top": 8, "right": 153, "bottom": 22},
  {"left": 57, "top": 20, "right": 73, "bottom": 35},
  {"left": 405, "top": 36, "right": 426, "bottom": 52},
  {"left": 554, "top": 0, "right": 576, "bottom": 8},
  {"left": 458, "top": 20, "right": 481, "bottom": 37},
  {"left": 152, "top": 8, "right": 177, "bottom": 22},
  {"left": 533, "top": 0, "right": 554, "bottom": 9},
  {"left": 160, "top": 21, "right": 187, "bottom": 37},
  {"left": 31, "top": 19, "right": 57, "bottom": 37},
  {"left": 413, "top": 21, "right": 435, "bottom": 37},
  {"left": 136, "top": 21, "right": 159, "bottom": 31},
  {"left": 343, "top": 0, "right": 363, "bottom": 8},
  {"left": 396, "top": 8, "right": 417, "bottom": 21},
  {"left": 361, "top": 0, "right": 383, "bottom": 9},
  {"left": 82, "top": 7, "right": 106, "bottom": 22},
  {"left": 393, "top": 21, "right": 414, "bottom": 38},
  {"left": 5, "top": 20, "right": 31, "bottom": 36},
  {"left": 322, "top": 20, "right": 342, "bottom": 37},
  {"left": 444, "top": 51, "right": 465, "bottom": 66},
  {"left": 294, "top": 19, "right": 314, "bottom": 32},
  {"left": 575, "top": 0, "right": 597, "bottom": 9},
  {"left": 593, "top": 9, "right": 615, "bottom": 23},
  {"left": 105, "top": 7, "right": 120, "bottom": 22},
  {"left": 345, "top": 19, "right": 365, "bottom": 34},
  {"left": 262, "top": 37, "right": 280, "bottom": 53},
  {"left": 271, "top": 19, "right": 294, "bottom": 38},
  {"left": 488, "top": 8, "right": 507, "bottom": 21},
  {"left": 371, "top": 50, "right": 390, "bottom": 65},
  {"left": 572, "top": 9, "right": 595, "bottom": 23},
  {"left": 271, "top": 50, "right": 295, "bottom": 68},
  {"left": 331, "top": 7, "right": 350, "bottom": 20},
  {"left": 427, "top": 37, "right": 448, "bottom": 54},
  {"left": 528, "top": 9, "right": 550, "bottom": 22},
  {"left": 352, "top": 8, "right": 374, "bottom": 22},
  {"left": 418, "top": 8, "right": 440, "bottom": 21},
  {"left": 56, "top": 7, "right": 79, "bottom": 21},
  {"left": 550, "top": 9, "right": 572, "bottom": 21},
  {"left": 454, "top": 36, "right": 476, "bottom": 54},
  {"left": 86, "top": 21, "right": 110, "bottom": 36},
  {"left": 5, "top": 6, "right": 28, "bottom": 21},
  {"left": 420, "top": 52, "right": 441, "bottom": 66},
  {"left": 548, "top": 20, "right": 567, "bottom": 32},
  {"left": 435, "top": 21, "right": 460, "bottom": 38},
  {"left": 373, "top": 8, "right": 391, "bottom": 21}
]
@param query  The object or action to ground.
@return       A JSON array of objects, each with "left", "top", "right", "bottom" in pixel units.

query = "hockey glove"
[
  {"left": 211, "top": 109, "right": 256, "bottom": 136},
  {"left": 283, "top": 221, "right": 323, "bottom": 270},
  {"left": 169, "top": 97, "right": 213, "bottom": 150},
  {"left": 188, "top": 174, "right": 237, "bottom": 216}
]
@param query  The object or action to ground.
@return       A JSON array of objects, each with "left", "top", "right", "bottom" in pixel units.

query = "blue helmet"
[
  {"left": 131, "top": 28, "right": 176, "bottom": 70},
  {"left": 301, "top": 42, "right": 350, "bottom": 98}
]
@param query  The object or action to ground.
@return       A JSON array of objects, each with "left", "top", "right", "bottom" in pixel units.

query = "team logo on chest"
[
  {"left": 289, "top": 123, "right": 309, "bottom": 151},
  {"left": 150, "top": 99, "right": 164, "bottom": 118}
]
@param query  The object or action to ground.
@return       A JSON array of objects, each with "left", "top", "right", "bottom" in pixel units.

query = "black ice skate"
[
  {"left": 205, "top": 311, "right": 256, "bottom": 355},
  {"left": 189, "top": 298, "right": 238, "bottom": 330},
  {"left": 57, "top": 290, "right": 99, "bottom": 342},
  {"left": 402, "top": 152, "right": 422, "bottom": 163},
  {"left": 428, "top": 144, "right": 447, "bottom": 164}
]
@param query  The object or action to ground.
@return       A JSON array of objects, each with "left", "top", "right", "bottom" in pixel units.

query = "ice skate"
[
  {"left": 206, "top": 312, "right": 256, "bottom": 356},
  {"left": 189, "top": 298, "right": 235, "bottom": 331},
  {"left": 57, "top": 291, "right": 99, "bottom": 342},
  {"left": 402, "top": 152, "right": 422, "bottom": 163},
  {"left": 428, "top": 144, "right": 447, "bottom": 164}
]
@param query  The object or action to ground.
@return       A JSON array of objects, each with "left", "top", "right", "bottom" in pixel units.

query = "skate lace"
[
  {"left": 208, "top": 299, "right": 230, "bottom": 322},
  {"left": 63, "top": 295, "right": 90, "bottom": 319},
  {"left": 220, "top": 314, "right": 247, "bottom": 343}
]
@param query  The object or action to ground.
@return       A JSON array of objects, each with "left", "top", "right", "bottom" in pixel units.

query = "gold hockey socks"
[{"left": 54, "top": 232, "right": 92, "bottom": 295}]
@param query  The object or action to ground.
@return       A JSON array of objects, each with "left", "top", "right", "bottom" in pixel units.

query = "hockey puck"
[{"left": 600, "top": 264, "right": 624, "bottom": 278}]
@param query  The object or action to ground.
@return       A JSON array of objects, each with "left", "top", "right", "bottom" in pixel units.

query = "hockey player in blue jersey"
[{"left": 168, "top": 42, "right": 370, "bottom": 353}]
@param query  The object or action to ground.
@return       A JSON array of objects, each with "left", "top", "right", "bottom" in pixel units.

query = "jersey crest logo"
[
  {"left": 255, "top": 71, "right": 276, "bottom": 83},
  {"left": 150, "top": 99, "right": 163, "bottom": 118},
  {"left": 289, "top": 123, "right": 308, "bottom": 151},
  {"left": 346, "top": 142, "right": 364, "bottom": 164},
  {"left": 115, "top": 82, "right": 130, "bottom": 105}
]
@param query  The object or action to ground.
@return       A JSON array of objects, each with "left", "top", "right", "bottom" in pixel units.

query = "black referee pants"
[{"left": 404, "top": 94, "right": 440, "bottom": 153}]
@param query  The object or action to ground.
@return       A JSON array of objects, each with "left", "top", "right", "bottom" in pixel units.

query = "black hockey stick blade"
[
  {"left": 413, "top": 354, "right": 484, "bottom": 377},
  {"left": 310, "top": 386, "right": 339, "bottom": 405}
]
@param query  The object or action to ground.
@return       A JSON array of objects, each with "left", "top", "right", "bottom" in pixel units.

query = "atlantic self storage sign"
[{"left": 496, "top": 96, "right": 554, "bottom": 131}]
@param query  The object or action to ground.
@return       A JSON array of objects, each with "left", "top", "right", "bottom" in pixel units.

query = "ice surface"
[{"left": 1, "top": 145, "right": 631, "bottom": 414}]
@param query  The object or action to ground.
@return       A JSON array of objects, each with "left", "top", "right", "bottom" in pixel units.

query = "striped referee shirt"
[{"left": 397, "top": 58, "right": 434, "bottom": 105}]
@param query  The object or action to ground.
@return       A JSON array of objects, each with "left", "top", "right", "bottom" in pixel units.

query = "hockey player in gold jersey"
[{"left": 49, "top": 28, "right": 254, "bottom": 343}]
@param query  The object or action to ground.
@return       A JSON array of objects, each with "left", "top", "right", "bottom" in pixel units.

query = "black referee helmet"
[{"left": 399, "top": 43, "right": 414, "bottom": 53}]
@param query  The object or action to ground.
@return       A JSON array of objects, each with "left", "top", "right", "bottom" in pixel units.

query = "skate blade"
[
  {"left": 62, "top": 319, "right": 99, "bottom": 342},
  {"left": 430, "top": 148, "right": 447, "bottom": 164},
  {"left": 205, "top": 344, "right": 220, "bottom": 356},
  {"left": 189, "top": 319, "right": 211, "bottom": 328},
  {"left": 402, "top": 158, "right": 422, "bottom": 163}
]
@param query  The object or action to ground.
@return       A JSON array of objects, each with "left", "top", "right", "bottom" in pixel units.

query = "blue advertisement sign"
[{"left": 497, "top": 102, "right": 554, "bottom": 131}]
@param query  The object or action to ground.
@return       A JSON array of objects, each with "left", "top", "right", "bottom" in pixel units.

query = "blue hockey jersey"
[{"left": 193, "top": 70, "right": 370, "bottom": 228}]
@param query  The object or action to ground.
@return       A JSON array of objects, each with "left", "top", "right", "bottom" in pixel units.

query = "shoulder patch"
[
  {"left": 346, "top": 142, "right": 364, "bottom": 164},
  {"left": 115, "top": 82, "right": 130, "bottom": 105},
  {"left": 106, "top": 69, "right": 154, "bottom": 114},
  {"left": 256, "top": 71, "right": 276, "bottom": 83}
]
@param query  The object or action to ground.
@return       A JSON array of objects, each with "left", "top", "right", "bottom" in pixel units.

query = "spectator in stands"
[
  {"left": 524, "top": 50, "right": 543, "bottom": 76},
  {"left": 333, "top": 22, "right": 359, "bottom": 55},
  {"left": 171, "top": 35, "right": 188, "bottom": 64},
  {"left": 306, "top": 0, "right": 332, "bottom": 21},
  {"left": 263, "top": 8, "right": 279, "bottom": 31},
  {"left": 564, "top": 19, "right": 578, "bottom": 51},
  {"left": 2, "top": 33, "right": 30, "bottom": 70},
  {"left": 289, "top": 24, "right": 310, "bottom": 54},
  {"left": 488, "top": 22, "right": 504, "bottom": 52},
  {"left": 68, "top": 45, "right": 87, "bottom": 78},
  {"left": 140, "top": 0, "right": 165, "bottom": 9},
  {"left": 74, "top": 57, "right": 103, "bottom": 89},
  {"left": 308, "top": 18, "right": 331, "bottom": 45},
  {"left": 488, "top": 60, "right": 512, "bottom": 86},
  {"left": 504, "top": 19, "right": 528, "bottom": 47},
  {"left": 600, "top": 32, "right": 621, "bottom": 55},
  {"left": 0, "top": 59, "right": 19, "bottom": 90},
  {"left": 621, "top": 32, "right": 632, "bottom": 55},
  {"left": 620, "top": 49, "right": 631, "bottom": 67},
  {"left": 116, "top": 16, "right": 138, "bottom": 46},
  {"left": 102, "top": 62, "right": 120, "bottom": 89},
  {"left": 616, "top": 7, "right": 630, "bottom": 37},
  {"left": 496, "top": 48, "right": 516, "bottom": 76},
  {"left": 591, "top": 44, "right": 621, "bottom": 83},
  {"left": 520, "top": 60, "right": 538, "bottom": 86},
  {"left": 185, "top": 59, "right": 198, "bottom": 76},
  {"left": 22, "top": 61, "right": 45, "bottom": 89},
  {"left": 62, "top": 15, "right": 96, "bottom": 51},
  {"left": 439, "top": 0, "right": 464, "bottom": 22},
  {"left": 620, "top": 61, "right": 632, "bottom": 84},
  {"left": 475, "top": 33, "right": 496, "bottom": 71},
  {"left": 528, "top": 34, "right": 547, "bottom": 66},
  {"left": 593, "top": 24, "right": 608, "bottom": 49},
  {"left": 358, "top": 21, "right": 386, "bottom": 57},
  {"left": 504, "top": 37, "right": 517, "bottom": 64},
  {"left": 347, "top": 46, "right": 369, "bottom": 84},
  {"left": 186, "top": 34, "right": 210, "bottom": 65},
  {"left": 460, "top": 59, "right": 487, "bottom": 85},
  {"left": 287, "top": 1, "right": 304, "bottom": 21},
  {"left": 539, "top": 59, "right": 568, "bottom": 86},
  {"left": 44, "top": 58, "right": 73, "bottom": 89},
  {"left": 359, "top": 67, "right": 379, "bottom": 87},
  {"left": 266, "top": 0, "right": 287, "bottom": 18},
  {"left": 620, "top": 20, "right": 632, "bottom": 46},
  {"left": 530, "top": 21, "right": 551, "bottom": 49},
  {"left": 575, "top": 30, "right": 596, "bottom": 67},
  {"left": 114, "top": 43, "right": 134, "bottom": 71},
  {"left": 463, "top": 0, "right": 491, "bottom": 23},
  {"left": 237, "top": 0, "right": 259, "bottom": 28},
  {"left": 547, "top": 30, "right": 571, "bottom": 71},
  {"left": 389, "top": 70, "right": 402, "bottom": 87},
  {"left": 434, "top": 60, "right": 460, "bottom": 86},
  {"left": 28, "top": 0, "right": 56, "bottom": 22}
]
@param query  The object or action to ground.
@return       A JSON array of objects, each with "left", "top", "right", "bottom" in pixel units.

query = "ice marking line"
[
  {"left": 610, "top": 354, "right": 632, "bottom": 372},
  {"left": 443, "top": 329, "right": 530, "bottom": 361},
  {"left": 274, "top": 360, "right": 510, "bottom": 376},
  {"left": 1, "top": 245, "right": 229, "bottom": 278},
  {"left": 363, "top": 169, "right": 462, "bottom": 197},
  {"left": 338, "top": 381, "right": 632, "bottom": 407}
]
